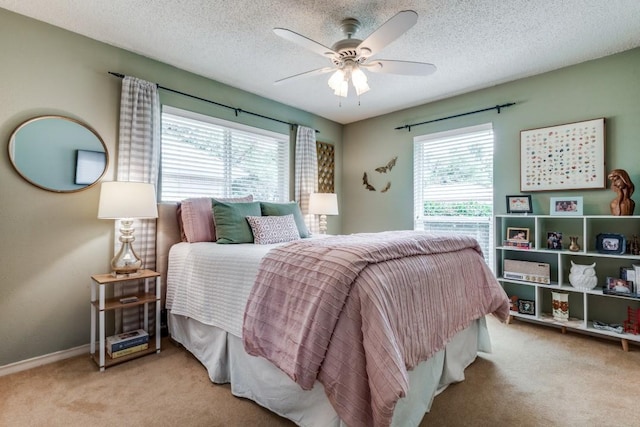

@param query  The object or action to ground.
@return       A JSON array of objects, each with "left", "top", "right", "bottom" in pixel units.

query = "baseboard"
[{"left": 0, "top": 344, "right": 90, "bottom": 377}]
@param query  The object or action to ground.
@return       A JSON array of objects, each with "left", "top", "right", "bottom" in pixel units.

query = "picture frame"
[
  {"left": 520, "top": 118, "right": 605, "bottom": 192},
  {"left": 506, "top": 195, "right": 533, "bottom": 214},
  {"left": 596, "top": 233, "right": 626, "bottom": 254},
  {"left": 518, "top": 299, "right": 535, "bottom": 315},
  {"left": 547, "top": 232, "right": 563, "bottom": 250},
  {"left": 605, "top": 277, "right": 632, "bottom": 294},
  {"left": 506, "top": 227, "right": 530, "bottom": 242},
  {"left": 550, "top": 196, "right": 583, "bottom": 216}
]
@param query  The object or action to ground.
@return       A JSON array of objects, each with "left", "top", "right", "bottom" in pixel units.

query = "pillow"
[
  {"left": 178, "top": 195, "right": 253, "bottom": 243},
  {"left": 212, "top": 201, "right": 262, "bottom": 244},
  {"left": 260, "top": 202, "right": 310, "bottom": 238},
  {"left": 246, "top": 214, "right": 301, "bottom": 245}
]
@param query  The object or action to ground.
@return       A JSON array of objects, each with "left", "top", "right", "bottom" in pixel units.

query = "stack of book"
[{"left": 106, "top": 329, "right": 149, "bottom": 359}]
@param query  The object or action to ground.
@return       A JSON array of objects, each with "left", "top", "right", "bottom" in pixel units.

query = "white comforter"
[{"left": 165, "top": 241, "right": 280, "bottom": 337}]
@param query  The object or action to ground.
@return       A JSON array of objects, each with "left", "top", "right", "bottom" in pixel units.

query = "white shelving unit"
[{"left": 495, "top": 214, "right": 640, "bottom": 351}]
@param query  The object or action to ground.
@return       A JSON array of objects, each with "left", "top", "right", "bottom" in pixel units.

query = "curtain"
[
  {"left": 116, "top": 76, "right": 161, "bottom": 332},
  {"left": 294, "top": 126, "right": 319, "bottom": 234}
]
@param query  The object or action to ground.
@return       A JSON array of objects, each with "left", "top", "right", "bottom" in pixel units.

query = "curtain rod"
[
  {"left": 108, "top": 72, "right": 319, "bottom": 133},
  {"left": 394, "top": 102, "right": 516, "bottom": 132}
]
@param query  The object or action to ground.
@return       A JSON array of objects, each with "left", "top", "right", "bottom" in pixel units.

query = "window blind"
[
  {"left": 413, "top": 123, "right": 494, "bottom": 266},
  {"left": 160, "top": 106, "right": 289, "bottom": 202}
]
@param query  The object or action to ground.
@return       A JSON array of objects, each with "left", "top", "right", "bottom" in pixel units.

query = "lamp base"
[
  {"left": 111, "top": 219, "right": 143, "bottom": 276},
  {"left": 318, "top": 214, "right": 328, "bottom": 234}
]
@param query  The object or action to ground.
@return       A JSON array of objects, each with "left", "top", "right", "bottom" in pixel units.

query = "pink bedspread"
[{"left": 243, "top": 231, "right": 509, "bottom": 427}]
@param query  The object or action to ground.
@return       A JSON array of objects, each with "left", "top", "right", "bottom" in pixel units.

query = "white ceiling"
[{"left": 2, "top": 1, "right": 640, "bottom": 124}]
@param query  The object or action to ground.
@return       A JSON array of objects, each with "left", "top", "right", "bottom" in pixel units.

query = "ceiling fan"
[{"left": 273, "top": 10, "right": 436, "bottom": 98}]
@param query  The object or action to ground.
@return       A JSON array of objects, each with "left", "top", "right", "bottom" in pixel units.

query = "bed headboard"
[{"left": 156, "top": 202, "right": 181, "bottom": 304}]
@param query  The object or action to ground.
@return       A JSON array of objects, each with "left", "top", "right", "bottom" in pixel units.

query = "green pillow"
[
  {"left": 212, "top": 201, "right": 262, "bottom": 244},
  {"left": 260, "top": 202, "right": 310, "bottom": 238}
]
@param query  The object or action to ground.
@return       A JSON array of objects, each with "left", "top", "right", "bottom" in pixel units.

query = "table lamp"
[
  {"left": 98, "top": 181, "right": 158, "bottom": 276},
  {"left": 308, "top": 193, "right": 339, "bottom": 234}
]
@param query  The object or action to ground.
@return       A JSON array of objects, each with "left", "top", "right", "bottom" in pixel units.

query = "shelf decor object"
[
  {"left": 568, "top": 261, "right": 597, "bottom": 290},
  {"left": 595, "top": 233, "right": 626, "bottom": 254},
  {"left": 520, "top": 118, "right": 605, "bottom": 192},
  {"left": 506, "top": 195, "right": 533, "bottom": 214},
  {"left": 552, "top": 291, "right": 569, "bottom": 321},
  {"left": 308, "top": 192, "right": 339, "bottom": 234},
  {"left": 550, "top": 196, "right": 583, "bottom": 216},
  {"left": 607, "top": 169, "right": 635, "bottom": 216},
  {"left": 97, "top": 181, "right": 158, "bottom": 276}
]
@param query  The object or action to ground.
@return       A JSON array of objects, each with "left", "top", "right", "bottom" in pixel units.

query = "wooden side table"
[{"left": 90, "top": 269, "right": 161, "bottom": 371}]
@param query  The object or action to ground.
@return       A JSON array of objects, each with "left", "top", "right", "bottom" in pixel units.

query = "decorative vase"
[
  {"left": 569, "top": 236, "right": 580, "bottom": 252},
  {"left": 568, "top": 261, "right": 598, "bottom": 290},
  {"left": 552, "top": 291, "right": 569, "bottom": 321}
]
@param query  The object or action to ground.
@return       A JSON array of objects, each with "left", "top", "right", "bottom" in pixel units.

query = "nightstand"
[{"left": 90, "top": 269, "right": 161, "bottom": 371}]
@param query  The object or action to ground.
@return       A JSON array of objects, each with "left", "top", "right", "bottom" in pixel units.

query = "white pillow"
[{"left": 246, "top": 214, "right": 301, "bottom": 244}]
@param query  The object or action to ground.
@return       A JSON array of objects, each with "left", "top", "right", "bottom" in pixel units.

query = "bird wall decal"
[
  {"left": 375, "top": 156, "right": 397, "bottom": 174},
  {"left": 362, "top": 172, "right": 376, "bottom": 191}
]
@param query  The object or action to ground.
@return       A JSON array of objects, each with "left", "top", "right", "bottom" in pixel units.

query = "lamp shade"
[
  {"left": 97, "top": 181, "right": 158, "bottom": 219},
  {"left": 308, "top": 193, "right": 339, "bottom": 215}
]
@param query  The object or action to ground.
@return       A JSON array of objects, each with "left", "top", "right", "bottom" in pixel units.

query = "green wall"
[
  {"left": 0, "top": 8, "right": 342, "bottom": 367},
  {"left": 341, "top": 48, "right": 640, "bottom": 233}
]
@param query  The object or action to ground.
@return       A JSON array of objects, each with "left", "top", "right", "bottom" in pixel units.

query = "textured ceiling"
[{"left": 2, "top": 0, "right": 640, "bottom": 124}]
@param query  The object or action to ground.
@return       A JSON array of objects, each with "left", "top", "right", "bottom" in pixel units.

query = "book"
[
  {"left": 503, "top": 240, "right": 532, "bottom": 249},
  {"left": 109, "top": 343, "right": 149, "bottom": 359},
  {"left": 106, "top": 329, "right": 149, "bottom": 354}
]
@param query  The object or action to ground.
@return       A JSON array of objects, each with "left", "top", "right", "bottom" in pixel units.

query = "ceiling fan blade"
[
  {"left": 274, "top": 67, "right": 335, "bottom": 85},
  {"left": 358, "top": 10, "right": 418, "bottom": 57},
  {"left": 363, "top": 60, "right": 436, "bottom": 76},
  {"left": 273, "top": 28, "right": 336, "bottom": 58}
]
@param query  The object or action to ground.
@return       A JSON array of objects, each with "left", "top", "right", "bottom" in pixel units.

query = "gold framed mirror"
[{"left": 8, "top": 115, "right": 109, "bottom": 193}]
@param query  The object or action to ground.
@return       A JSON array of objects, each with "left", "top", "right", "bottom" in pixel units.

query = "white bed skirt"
[{"left": 168, "top": 313, "right": 491, "bottom": 427}]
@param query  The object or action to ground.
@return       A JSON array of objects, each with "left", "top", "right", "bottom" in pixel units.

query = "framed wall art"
[
  {"left": 506, "top": 195, "right": 533, "bottom": 214},
  {"left": 520, "top": 118, "right": 605, "bottom": 192},
  {"left": 316, "top": 141, "right": 335, "bottom": 193},
  {"left": 550, "top": 196, "right": 583, "bottom": 216}
]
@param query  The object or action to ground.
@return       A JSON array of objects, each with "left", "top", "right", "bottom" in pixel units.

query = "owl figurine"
[{"left": 568, "top": 261, "right": 598, "bottom": 290}]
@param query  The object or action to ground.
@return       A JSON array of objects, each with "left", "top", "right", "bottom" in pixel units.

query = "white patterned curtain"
[
  {"left": 295, "top": 126, "right": 319, "bottom": 234},
  {"left": 116, "top": 76, "right": 161, "bottom": 332}
]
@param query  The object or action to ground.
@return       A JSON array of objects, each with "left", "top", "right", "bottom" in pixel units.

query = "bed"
[{"left": 157, "top": 200, "right": 509, "bottom": 427}]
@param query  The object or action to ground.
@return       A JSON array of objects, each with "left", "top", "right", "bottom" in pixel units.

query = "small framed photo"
[
  {"left": 518, "top": 299, "right": 535, "bottom": 315},
  {"left": 507, "top": 227, "right": 530, "bottom": 242},
  {"left": 606, "top": 277, "right": 632, "bottom": 294},
  {"left": 506, "top": 195, "right": 533, "bottom": 214},
  {"left": 547, "top": 232, "right": 563, "bottom": 250},
  {"left": 596, "top": 233, "right": 626, "bottom": 254},
  {"left": 550, "top": 196, "right": 583, "bottom": 216}
]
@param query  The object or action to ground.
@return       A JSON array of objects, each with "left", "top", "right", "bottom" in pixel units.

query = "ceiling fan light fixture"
[
  {"left": 334, "top": 80, "right": 349, "bottom": 97},
  {"left": 327, "top": 69, "right": 345, "bottom": 90},
  {"left": 351, "top": 67, "right": 370, "bottom": 96}
]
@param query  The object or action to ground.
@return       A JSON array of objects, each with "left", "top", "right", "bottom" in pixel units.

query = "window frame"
[
  {"left": 413, "top": 122, "right": 494, "bottom": 266},
  {"left": 159, "top": 105, "right": 290, "bottom": 203}
]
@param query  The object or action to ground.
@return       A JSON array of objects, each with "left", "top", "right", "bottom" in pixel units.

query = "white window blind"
[
  {"left": 160, "top": 106, "right": 289, "bottom": 202},
  {"left": 413, "top": 123, "right": 494, "bottom": 266}
]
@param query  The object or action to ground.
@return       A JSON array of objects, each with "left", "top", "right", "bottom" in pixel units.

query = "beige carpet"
[{"left": 1, "top": 316, "right": 639, "bottom": 427}]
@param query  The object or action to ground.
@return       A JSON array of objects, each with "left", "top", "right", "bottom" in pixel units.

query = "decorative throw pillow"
[
  {"left": 212, "top": 201, "right": 262, "bottom": 244},
  {"left": 246, "top": 214, "right": 301, "bottom": 244},
  {"left": 178, "top": 195, "right": 253, "bottom": 243},
  {"left": 260, "top": 201, "right": 310, "bottom": 238}
]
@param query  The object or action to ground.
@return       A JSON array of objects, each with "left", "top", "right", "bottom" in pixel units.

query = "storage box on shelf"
[
  {"left": 494, "top": 214, "right": 640, "bottom": 351},
  {"left": 90, "top": 269, "right": 161, "bottom": 371}
]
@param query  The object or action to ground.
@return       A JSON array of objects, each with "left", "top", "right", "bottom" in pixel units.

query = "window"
[
  {"left": 413, "top": 123, "right": 494, "bottom": 266},
  {"left": 160, "top": 106, "right": 289, "bottom": 202}
]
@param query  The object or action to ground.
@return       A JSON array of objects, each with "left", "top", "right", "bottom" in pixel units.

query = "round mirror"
[{"left": 8, "top": 116, "right": 109, "bottom": 193}]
